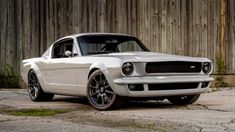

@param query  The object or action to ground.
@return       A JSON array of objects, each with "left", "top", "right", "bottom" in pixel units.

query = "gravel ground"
[{"left": 0, "top": 88, "right": 235, "bottom": 132}]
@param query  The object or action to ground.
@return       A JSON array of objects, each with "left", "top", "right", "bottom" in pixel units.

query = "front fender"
[{"left": 89, "top": 63, "right": 122, "bottom": 95}]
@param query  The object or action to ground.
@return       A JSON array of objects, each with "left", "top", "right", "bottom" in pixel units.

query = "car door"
[{"left": 42, "top": 38, "right": 79, "bottom": 95}]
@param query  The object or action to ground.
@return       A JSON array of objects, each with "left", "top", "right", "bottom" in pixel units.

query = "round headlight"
[
  {"left": 202, "top": 62, "right": 211, "bottom": 74},
  {"left": 122, "top": 62, "right": 134, "bottom": 76}
]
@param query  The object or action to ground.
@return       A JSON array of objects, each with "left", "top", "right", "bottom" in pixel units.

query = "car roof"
[
  {"left": 54, "top": 33, "right": 135, "bottom": 44},
  {"left": 68, "top": 33, "right": 134, "bottom": 38}
]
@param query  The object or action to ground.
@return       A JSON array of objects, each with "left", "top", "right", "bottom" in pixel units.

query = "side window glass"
[{"left": 52, "top": 39, "right": 74, "bottom": 58}]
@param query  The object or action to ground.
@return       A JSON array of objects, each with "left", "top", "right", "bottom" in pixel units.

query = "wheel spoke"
[
  {"left": 106, "top": 89, "right": 113, "bottom": 94},
  {"left": 29, "top": 74, "right": 36, "bottom": 81},
  {"left": 101, "top": 95, "right": 105, "bottom": 106},
  {"left": 28, "top": 77, "right": 34, "bottom": 83},
  {"left": 103, "top": 79, "right": 107, "bottom": 85},
  {"left": 93, "top": 78, "right": 99, "bottom": 85},
  {"left": 29, "top": 87, "right": 33, "bottom": 93},
  {"left": 90, "top": 85, "right": 98, "bottom": 89},
  {"left": 28, "top": 83, "right": 34, "bottom": 87},
  {"left": 104, "top": 94, "right": 110, "bottom": 103},
  {"left": 91, "top": 90, "right": 99, "bottom": 96},
  {"left": 104, "top": 84, "right": 110, "bottom": 89},
  {"left": 96, "top": 94, "right": 101, "bottom": 102},
  {"left": 30, "top": 88, "right": 35, "bottom": 96},
  {"left": 99, "top": 74, "right": 103, "bottom": 85}
]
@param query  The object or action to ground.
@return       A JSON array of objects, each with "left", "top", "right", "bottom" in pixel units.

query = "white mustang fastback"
[{"left": 21, "top": 33, "right": 214, "bottom": 110}]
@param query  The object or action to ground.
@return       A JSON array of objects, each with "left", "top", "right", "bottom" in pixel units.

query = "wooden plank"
[
  {"left": 225, "top": 0, "right": 235, "bottom": 73},
  {"left": 156, "top": 0, "right": 162, "bottom": 53},
  {"left": 161, "top": 0, "right": 167, "bottom": 53},
  {"left": 193, "top": 0, "right": 201, "bottom": 57},
  {"left": 214, "top": 0, "right": 220, "bottom": 72},
  {"left": 175, "top": 0, "right": 181, "bottom": 55},
  {"left": 171, "top": 0, "right": 178, "bottom": 54},
  {"left": 187, "top": 0, "right": 195, "bottom": 56},
  {"left": 180, "top": 0, "right": 187, "bottom": 55},
  {"left": 166, "top": 0, "right": 173, "bottom": 54},
  {"left": 215, "top": 0, "right": 220, "bottom": 58},
  {"left": 132, "top": 0, "right": 138, "bottom": 37},
  {"left": 207, "top": 0, "right": 215, "bottom": 61},
  {"left": 144, "top": 0, "right": 150, "bottom": 49},
  {"left": 202, "top": 0, "right": 208, "bottom": 57},
  {"left": 230, "top": 0, "right": 235, "bottom": 72},
  {"left": 149, "top": 0, "right": 157, "bottom": 52},
  {"left": 99, "top": 0, "right": 106, "bottom": 32},
  {"left": 0, "top": 0, "right": 5, "bottom": 71},
  {"left": 14, "top": 0, "right": 20, "bottom": 75}
]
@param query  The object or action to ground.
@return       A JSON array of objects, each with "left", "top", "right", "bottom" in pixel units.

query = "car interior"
[{"left": 52, "top": 39, "right": 73, "bottom": 58}]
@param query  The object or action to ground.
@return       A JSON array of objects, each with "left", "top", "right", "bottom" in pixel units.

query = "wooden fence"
[{"left": 0, "top": 0, "right": 235, "bottom": 76}]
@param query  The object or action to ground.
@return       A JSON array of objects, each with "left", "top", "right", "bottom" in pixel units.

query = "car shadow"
[
  {"left": 51, "top": 96, "right": 184, "bottom": 110},
  {"left": 120, "top": 100, "right": 184, "bottom": 110}
]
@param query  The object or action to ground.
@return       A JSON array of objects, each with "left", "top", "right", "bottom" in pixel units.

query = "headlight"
[
  {"left": 122, "top": 62, "right": 134, "bottom": 76},
  {"left": 202, "top": 62, "right": 211, "bottom": 74}
]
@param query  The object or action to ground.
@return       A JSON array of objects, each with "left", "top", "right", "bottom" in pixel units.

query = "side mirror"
[{"left": 64, "top": 50, "right": 72, "bottom": 57}]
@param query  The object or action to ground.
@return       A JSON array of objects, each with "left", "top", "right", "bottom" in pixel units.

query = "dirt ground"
[{"left": 0, "top": 88, "right": 235, "bottom": 132}]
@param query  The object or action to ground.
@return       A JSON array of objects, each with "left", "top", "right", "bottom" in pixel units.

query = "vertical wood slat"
[
  {"left": 225, "top": 0, "right": 235, "bottom": 73},
  {"left": 0, "top": 0, "right": 235, "bottom": 76},
  {"left": 161, "top": 0, "right": 167, "bottom": 53},
  {"left": 231, "top": 0, "right": 235, "bottom": 72},
  {"left": 201, "top": 0, "right": 208, "bottom": 57},
  {"left": 180, "top": 0, "right": 186, "bottom": 56},
  {"left": 0, "top": 0, "right": 5, "bottom": 71},
  {"left": 166, "top": 0, "right": 172, "bottom": 54},
  {"left": 207, "top": 0, "right": 215, "bottom": 61}
]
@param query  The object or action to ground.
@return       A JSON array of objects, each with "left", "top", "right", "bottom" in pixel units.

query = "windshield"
[{"left": 77, "top": 35, "right": 149, "bottom": 56}]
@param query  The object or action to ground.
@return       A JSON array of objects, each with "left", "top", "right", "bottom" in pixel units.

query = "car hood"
[{"left": 95, "top": 52, "right": 211, "bottom": 63}]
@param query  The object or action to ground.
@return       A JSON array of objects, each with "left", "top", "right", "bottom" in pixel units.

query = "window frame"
[{"left": 51, "top": 38, "right": 78, "bottom": 59}]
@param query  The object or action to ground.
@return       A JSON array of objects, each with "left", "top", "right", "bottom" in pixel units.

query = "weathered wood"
[
  {"left": 0, "top": 0, "right": 235, "bottom": 76},
  {"left": 220, "top": 0, "right": 226, "bottom": 67}
]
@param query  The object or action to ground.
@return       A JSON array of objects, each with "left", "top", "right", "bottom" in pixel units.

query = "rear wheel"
[
  {"left": 28, "top": 70, "right": 54, "bottom": 101},
  {"left": 87, "top": 70, "right": 121, "bottom": 110},
  {"left": 167, "top": 94, "right": 200, "bottom": 105}
]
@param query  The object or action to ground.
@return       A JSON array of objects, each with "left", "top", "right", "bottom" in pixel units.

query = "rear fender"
[{"left": 22, "top": 62, "right": 46, "bottom": 90}]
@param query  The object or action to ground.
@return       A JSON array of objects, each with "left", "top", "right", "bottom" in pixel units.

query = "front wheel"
[
  {"left": 87, "top": 70, "right": 121, "bottom": 110},
  {"left": 167, "top": 94, "right": 200, "bottom": 105}
]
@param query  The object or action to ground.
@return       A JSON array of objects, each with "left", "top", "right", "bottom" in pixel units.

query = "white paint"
[{"left": 20, "top": 33, "right": 214, "bottom": 97}]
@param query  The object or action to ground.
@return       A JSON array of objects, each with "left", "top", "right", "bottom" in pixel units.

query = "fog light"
[
  {"left": 128, "top": 84, "right": 144, "bottom": 91},
  {"left": 201, "top": 82, "right": 209, "bottom": 88}
]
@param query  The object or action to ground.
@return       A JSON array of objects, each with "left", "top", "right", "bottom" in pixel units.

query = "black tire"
[
  {"left": 167, "top": 94, "right": 200, "bottom": 105},
  {"left": 87, "top": 70, "right": 122, "bottom": 110},
  {"left": 28, "top": 70, "right": 54, "bottom": 101}
]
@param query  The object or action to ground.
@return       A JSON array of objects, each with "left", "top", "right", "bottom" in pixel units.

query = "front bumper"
[{"left": 112, "top": 75, "right": 214, "bottom": 97}]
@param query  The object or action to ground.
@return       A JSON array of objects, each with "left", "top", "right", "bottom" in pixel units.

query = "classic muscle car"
[{"left": 21, "top": 33, "right": 214, "bottom": 110}]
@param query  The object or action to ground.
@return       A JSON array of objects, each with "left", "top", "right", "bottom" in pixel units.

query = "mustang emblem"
[{"left": 190, "top": 65, "right": 196, "bottom": 69}]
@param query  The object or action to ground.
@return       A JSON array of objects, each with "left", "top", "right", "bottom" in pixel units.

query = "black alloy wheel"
[
  {"left": 28, "top": 70, "right": 54, "bottom": 101},
  {"left": 87, "top": 70, "right": 121, "bottom": 110}
]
